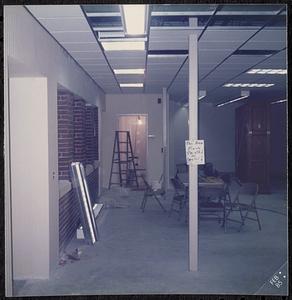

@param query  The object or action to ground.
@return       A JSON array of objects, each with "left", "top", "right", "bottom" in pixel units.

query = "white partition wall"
[
  {"left": 4, "top": 6, "right": 105, "bottom": 286},
  {"left": 10, "top": 77, "right": 51, "bottom": 279}
]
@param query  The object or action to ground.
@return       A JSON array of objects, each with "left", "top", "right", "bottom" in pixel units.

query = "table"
[
  {"left": 181, "top": 175, "right": 225, "bottom": 189},
  {"left": 180, "top": 175, "right": 226, "bottom": 223}
]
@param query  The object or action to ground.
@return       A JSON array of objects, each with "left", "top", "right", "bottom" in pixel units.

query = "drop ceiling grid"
[
  {"left": 27, "top": 5, "right": 119, "bottom": 92},
  {"left": 26, "top": 5, "right": 287, "bottom": 97},
  {"left": 149, "top": 28, "right": 203, "bottom": 50}
]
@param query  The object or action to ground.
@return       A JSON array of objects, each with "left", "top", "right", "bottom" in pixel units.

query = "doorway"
[{"left": 117, "top": 114, "right": 148, "bottom": 186}]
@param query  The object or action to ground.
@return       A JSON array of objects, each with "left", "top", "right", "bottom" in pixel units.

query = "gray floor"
[{"left": 13, "top": 182, "right": 288, "bottom": 296}]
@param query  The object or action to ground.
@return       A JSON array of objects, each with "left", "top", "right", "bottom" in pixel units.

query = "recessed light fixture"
[
  {"left": 114, "top": 68, "right": 145, "bottom": 75},
  {"left": 217, "top": 90, "right": 250, "bottom": 108},
  {"left": 101, "top": 41, "right": 145, "bottom": 51},
  {"left": 121, "top": 5, "right": 147, "bottom": 35},
  {"left": 224, "top": 83, "right": 274, "bottom": 88},
  {"left": 120, "top": 83, "right": 144, "bottom": 88},
  {"left": 247, "top": 69, "right": 287, "bottom": 75},
  {"left": 270, "top": 99, "right": 287, "bottom": 104},
  {"left": 137, "top": 115, "right": 143, "bottom": 125}
]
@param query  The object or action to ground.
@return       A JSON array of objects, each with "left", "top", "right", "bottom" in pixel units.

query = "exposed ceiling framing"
[{"left": 26, "top": 4, "right": 287, "bottom": 104}]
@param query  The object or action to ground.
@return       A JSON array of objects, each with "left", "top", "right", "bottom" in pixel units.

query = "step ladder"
[{"left": 108, "top": 131, "right": 139, "bottom": 189}]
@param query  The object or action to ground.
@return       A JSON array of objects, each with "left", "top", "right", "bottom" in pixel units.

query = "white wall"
[
  {"left": 169, "top": 100, "right": 238, "bottom": 178},
  {"left": 169, "top": 101, "right": 189, "bottom": 178},
  {"left": 199, "top": 102, "right": 237, "bottom": 172},
  {"left": 4, "top": 5, "right": 104, "bottom": 280},
  {"left": 102, "top": 94, "right": 163, "bottom": 188},
  {"left": 10, "top": 78, "right": 50, "bottom": 279}
]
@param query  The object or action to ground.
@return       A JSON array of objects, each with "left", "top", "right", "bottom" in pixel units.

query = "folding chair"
[
  {"left": 219, "top": 173, "right": 232, "bottom": 203},
  {"left": 175, "top": 163, "right": 188, "bottom": 177},
  {"left": 140, "top": 175, "right": 166, "bottom": 212},
  {"left": 203, "top": 162, "right": 218, "bottom": 177},
  {"left": 169, "top": 177, "right": 188, "bottom": 221},
  {"left": 199, "top": 185, "right": 225, "bottom": 224},
  {"left": 224, "top": 182, "right": 261, "bottom": 231},
  {"left": 175, "top": 163, "right": 189, "bottom": 188}
]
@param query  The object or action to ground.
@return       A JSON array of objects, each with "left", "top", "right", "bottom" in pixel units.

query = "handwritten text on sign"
[{"left": 185, "top": 140, "right": 205, "bottom": 165}]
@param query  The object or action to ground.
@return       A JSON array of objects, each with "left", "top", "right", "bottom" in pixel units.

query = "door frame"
[{"left": 116, "top": 114, "right": 149, "bottom": 180}]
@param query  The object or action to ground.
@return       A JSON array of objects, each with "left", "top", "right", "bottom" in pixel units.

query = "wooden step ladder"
[{"left": 108, "top": 131, "right": 139, "bottom": 189}]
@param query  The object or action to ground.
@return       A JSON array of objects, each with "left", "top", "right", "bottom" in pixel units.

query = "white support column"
[
  {"left": 4, "top": 7, "right": 13, "bottom": 293},
  {"left": 162, "top": 88, "right": 169, "bottom": 189},
  {"left": 162, "top": 87, "right": 169, "bottom": 189},
  {"left": 166, "top": 92, "right": 170, "bottom": 189},
  {"left": 188, "top": 33, "right": 199, "bottom": 271}
]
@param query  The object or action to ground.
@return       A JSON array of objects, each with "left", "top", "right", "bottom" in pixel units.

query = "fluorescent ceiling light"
[
  {"left": 114, "top": 69, "right": 145, "bottom": 75},
  {"left": 217, "top": 95, "right": 249, "bottom": 108},
  {"left": 217, "top": 90, "right": 250, "bottom": 108},
  {"left": 120, "top": 83, "right": 144, "bottom": 88},
  {"left": 270, "top": 99, "right": 287, "bottom": 104},
  {"left": 148, "top": 54, "right": 187, "bottom": 58},
  {"left": 93, "top": 26, "right": 124, "bottom": 32},
  {"left": 101, "top": 41, "right": 145, "bottom": 51},
  {"left": 199, "top": 90, "right": 206, "bottom": 100},
  {"left": 100, "top": 37, "right": 146, "bottom": 42},
  {"left": 224, "top": 83, "right": 274, "bottom": 88},
  {"left": 247, "top": 69, "right": 287, "bottom": 75},
  {"left": 122, "top": 5, "right": 146, "bottom": 35}
]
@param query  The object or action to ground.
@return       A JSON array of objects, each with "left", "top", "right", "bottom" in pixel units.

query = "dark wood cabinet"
[{"left": 235, "top": 101, "right": 271, "bottom": 193}]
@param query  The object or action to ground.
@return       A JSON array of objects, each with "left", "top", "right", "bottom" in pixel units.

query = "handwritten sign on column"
[{"left": 185, "top": 140, "right": 205, "bottom": 165}]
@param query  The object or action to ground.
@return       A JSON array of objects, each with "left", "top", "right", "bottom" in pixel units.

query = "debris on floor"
[
  {"left": 66, "top": 248, "right": 82, "bottom": 261},
  {"left": 59, "top": 248, "right": 82, "bottom": 266},
  {"left": 59, "top": 253, "right": 67, "bottom": 266},
  {"left": 99, "top": 187, "right": 131, "bottom": 208}
]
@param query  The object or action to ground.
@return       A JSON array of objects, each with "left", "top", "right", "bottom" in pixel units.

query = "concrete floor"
[{"left": 13, "top": 182, "right": 288, "bottom": 296}]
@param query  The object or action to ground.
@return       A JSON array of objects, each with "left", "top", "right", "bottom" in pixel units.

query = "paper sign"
[{"left": 185, "top": 140, "right": 205, "bottom": 165}]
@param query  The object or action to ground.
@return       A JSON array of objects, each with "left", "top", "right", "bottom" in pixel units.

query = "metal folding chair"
[
  {"left": 140, "top": 175, "right": 166, "bottom": 212},
  {"left": 169, "top": 177, "right": 188, "bottom": 221},
  {"left": 224, "top": 182, "right": 261, "bottom": 231},
  {"left": 199, "top": 185, "right": 225, "bottom": 224},
  {"left": 175, "top": 163, "right": 188, "bottom": 177}
]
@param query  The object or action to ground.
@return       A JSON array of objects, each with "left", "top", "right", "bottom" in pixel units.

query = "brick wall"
[
  {"left": 57, "top": 92, "right": 74, "bottom": 180},
  {"left": 58, "top": 92, "right": 100, "bottom": 254},
  {"left": 85, "top": 105, "right": 98, "bottom": 164},
  {"left": 74, "top": 97, "right": 86, "bottom": 164},
  {"left": 59, "top": 188, "right": 80, "bottom": 253},
  {"left": 93, "top": 106, "right": 99, "bottom": 160}
]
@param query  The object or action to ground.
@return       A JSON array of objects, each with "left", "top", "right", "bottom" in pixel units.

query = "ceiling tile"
[
  {"left": 37, "top": 18, "right": 90, "bottom": 32},
  {"left": 27, "top": 5, "right": 83, "bottom": 18},
  {"left": 116, "top": 74, "right": 145, "bottom": 83},
  {"left": 247, "top": 28, "right": 286, "bottom": 42},
  {"left": 200, "top": 29, "right": 258, "bottom": 42},
  {"left": 70, "top": 51, "right": 103, "bottom": 59},
  {"left": 240, "top": 41, "right": 286, "bottom": 51},
  {"left": 52, "top": 31, "right": 96, "bottom": 43}
]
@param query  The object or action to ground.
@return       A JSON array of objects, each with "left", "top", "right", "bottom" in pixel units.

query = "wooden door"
[
  {"left": 235, "top": 105, "right": 249, "bottom": 181},
  {"left": 235, "top": 101, "right": 271, "bottom": 193}
]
